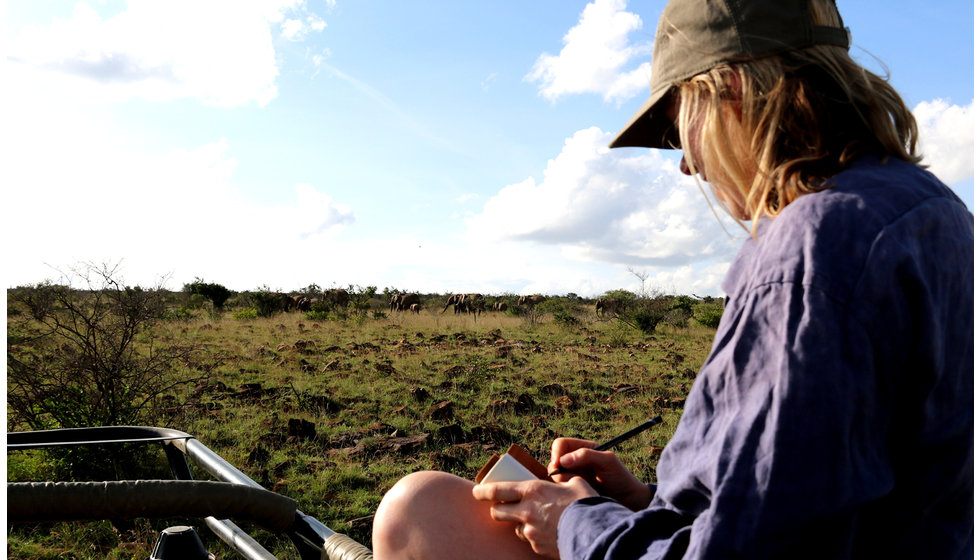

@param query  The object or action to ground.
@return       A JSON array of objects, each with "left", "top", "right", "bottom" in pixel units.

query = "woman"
[{"left": 371, "top": 0, "right": 974, "bottom": 558}]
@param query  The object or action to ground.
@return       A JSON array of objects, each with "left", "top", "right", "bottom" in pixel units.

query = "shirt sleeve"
[
  {"left": 558, "top": 280, "right": 896, "bottom": 559},
  {"left": 558, "top": 497, "right": 693, "bottom": 560}
]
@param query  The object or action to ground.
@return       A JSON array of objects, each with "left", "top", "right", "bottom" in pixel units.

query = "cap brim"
[{"left": 609, "top": 84, "right": 679, "bottom": 149}]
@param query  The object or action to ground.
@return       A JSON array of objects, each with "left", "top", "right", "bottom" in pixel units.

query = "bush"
[
  {"left": 306, "top": 309, "right": 349, "bottom": 322},
  {"left": 348, "top": 285, "right": 378, "bottom": 311},
  {"left": 184, "top": 279, "right": 232, "bottom": 309},
  {"left": 629, "top": 308, "right": 664, "bottom": 334},
  {"left": 552, "top": 310, "right": 579, "bottom": 328},
  {"left": 306, "top": 310, "right": 331, "bottom": 321},
  {"left": 15, "top": 282, "right": 63, "bottom": 320},
  {"left": 233, "top": 307, "right": 259, "bottom": 320},
  {"left": 607, "top": 322, "right": 635, "bottom": 347},
  {"left": 662, "top": 308, "right": 690, "bottom": 328},
  {"left": 692, "top": 303, "right": 724, "bottom": 328},
  {"left": 247, "top": 289, "right": 285, "bottom": 318},
  {"left": 540, "top": 297, "right": 584, "bottom": 327},
  {"left": 618, "top": 296, "right": 672, "bottom": 334},
  {"left": 670, "top": 295, "right": 697, "bottom": 315},
  {"left": 6, "top": 263, "right": 206, "bottom": 480},
  {"left": 660, "top": 295, "right": 695, "bottom": 327},
  {"left": 162, "top": 306, "right": 194, "bottom": 321}
]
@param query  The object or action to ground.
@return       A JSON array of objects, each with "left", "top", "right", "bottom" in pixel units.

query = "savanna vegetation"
[{"left": 6, "top": 263, "right": 724, "bottom": 559}]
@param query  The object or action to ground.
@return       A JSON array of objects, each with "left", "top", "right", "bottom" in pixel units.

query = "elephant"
[
  {"left": 594, "top": 297, "right": 625, "bottom": 318},
  {"left": 280, "top": 293, "right": 296, "bottom": 312},
  {"left": 322, "top": 288, "right": 350, "bottom": 308},
  {"left": 409, "top": 303, "right": 421, "bottom": 314},
  {"left": 442, "top": 294, "right": 461, "bottom": 313},
  {"left": 443, "top": 293, "right": 484, "bottom": 314},
  {"left": 493, "top": 301, "right": 508, "bottom": 312},
  {"left": 458, "top": 294, "right": 486, "bottom": 319},
  {"left": 291, "top": 294, "right": 312, "bottom": 312},
  {"left": 518, "top": 294, "right": 546, "bottom": 308},
  {"left": 391, "top": 292, "right": 421, "bottom": 312}
]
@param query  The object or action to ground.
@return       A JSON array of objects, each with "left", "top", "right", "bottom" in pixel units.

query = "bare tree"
[{"left": 7, "top": 262, "right": 205, "bottom": 432}]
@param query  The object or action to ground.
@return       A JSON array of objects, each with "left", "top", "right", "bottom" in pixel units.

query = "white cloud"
[
  {"left": 308, "top": 14, "right": 328, "bottom": 32},
  {"left": 525, "top": 0, "right": 651, "bottom": 104},
  {"left": 282, "top": 13, "right": 327, "bottom": 40},
  {"left": 466, "top": 126, "right": 740, "bottom": 290},
  {"left": 914, "top": 99, "right": 974, "bottom": 186},
  {"left": 293, "top": 183, "right": 356, "bottom": 239},
  {"left": 281, "top": 18, "right": 306, "bottom": 40},
  {"left": 5, "top": 0, "right": 327, "bottom": 107}
]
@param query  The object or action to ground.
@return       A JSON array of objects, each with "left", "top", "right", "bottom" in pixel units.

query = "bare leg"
[{"left": 372, "top": 470, "right": 543, "bottom": 560}]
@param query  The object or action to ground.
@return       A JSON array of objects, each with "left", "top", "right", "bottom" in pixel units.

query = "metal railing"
[{"left": 7, "top": 426, "right": 373, "bottom": 560}]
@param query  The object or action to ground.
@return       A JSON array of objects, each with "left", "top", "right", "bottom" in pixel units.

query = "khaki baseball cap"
[{"left": 610, "top": 0, "right": 850, "bottom": 149}]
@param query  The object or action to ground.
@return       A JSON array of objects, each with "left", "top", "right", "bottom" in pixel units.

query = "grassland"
[{"left": 7, "top": 295, "right": 716, "bottom": 559}]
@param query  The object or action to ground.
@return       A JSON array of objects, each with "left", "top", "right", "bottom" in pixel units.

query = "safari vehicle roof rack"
[{"left": 7, "top": 426, "right": 374, "bottom": 560}]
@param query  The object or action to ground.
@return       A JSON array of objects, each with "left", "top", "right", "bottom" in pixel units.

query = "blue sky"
[{"left": 3, "top": 0, "right": 974, "bottom": 297}]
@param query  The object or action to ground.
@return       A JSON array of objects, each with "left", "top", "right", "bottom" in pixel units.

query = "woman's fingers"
[
  {"left": 515, "top": 523, "right": 528, "bottom": 542},
  {"left": 472, "top": 479, "right": 598, "bottom": 559},
  {"left": 549, "top": 437, "right": 596, "bottom": 473},
  {"left": 472, "top": 480, "right": 527, "bottom": 503}
]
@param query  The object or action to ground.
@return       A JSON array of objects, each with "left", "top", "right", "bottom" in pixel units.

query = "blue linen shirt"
[{"left": 557, "top": 157, "right": 974, "bottom": 559}]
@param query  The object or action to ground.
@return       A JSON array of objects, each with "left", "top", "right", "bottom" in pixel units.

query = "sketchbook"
[{"left": 475, "top": 444, "right": 551, "bottom": 484}]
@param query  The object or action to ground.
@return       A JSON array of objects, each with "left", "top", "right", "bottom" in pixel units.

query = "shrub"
[
  {"left": 15, "top": 281, "right": 63, "bottom": 320},
  {"left": 629, "top": 308, "right": 663, "bottom": 334},
  {"left": 184, "top": 279, "right": 232, "bottom": 309},
  {"left": 247, "top": 289, "right": 285, "bottom": 318},
  {"left": 185, "top": 293, "right": 208, "bottom": 309},
  {"left": 234, "top": 307, "right": 259, "bottom": 320},
  {"left": 162, "top": 306, "right": 194, "bottom": 321},
  {"left": 299, "top": 283, "right": 323, "bottom": 298},
  {"left": 670, "top": 295, "right": 697, "bottom": 315},
  {"left": 617, "top": 295, "right": 673, "bottom": 334},
  {"left": 540, "top": 297, "right": 579, "bottom": 316},
  {"left": 309, "top": 299, "right": 331, "bottom": 314},
  {"left": 607, "top": 322, "right": 635, "bottom": 347},
  {"left": 552, "top": 310, "right": 579, "bottom": 328},
  {"left": 306, "top": 310, "right": 332, "bottom": 321},
  {"left": 348, "top": 285, "right": 378, "bottom": 311},
  {"left": 6, "top": 262, "right": 206, "bottom": 480},
  {"left": 693, "top": 303, "right": 724, "bottom": 328},
  {"left": 662, "top": 308, "right": 690, "bottom": 328}
]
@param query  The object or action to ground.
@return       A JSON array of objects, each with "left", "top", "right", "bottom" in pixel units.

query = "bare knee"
[{"left": 373, "top": 471, "right": 472, "bottom": 558}]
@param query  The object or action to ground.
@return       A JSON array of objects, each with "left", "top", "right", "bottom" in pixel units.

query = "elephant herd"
[
  {"left": 389, "top": 292, "right": 421, "bottom": 313},
  {"left": 437, "top": 293, "right": 547, "bottom": 317},
  {"left": 280, "top": 288, "right": 351, "bottom": 312},
  {"left": 442, "top": 293, "right": 485, "bottom": 316},
  {"left": 272, "top": 289, "right": 606, "bottom": 318}
]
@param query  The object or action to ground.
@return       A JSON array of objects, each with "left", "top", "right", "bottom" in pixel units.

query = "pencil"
[
  {"left": 594, "top": 416, "right": 663, "bottom": 451},
  {"left": 548, "top": 416, "right": 663, "bottom": 475}
]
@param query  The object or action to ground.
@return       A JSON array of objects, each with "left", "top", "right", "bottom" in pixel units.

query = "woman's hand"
[
  {"left": 548, "top": 437, "right": 653, "bottom": 511},
  {"left": 473, "top": 477, "right": 597, "bottom": 559}
]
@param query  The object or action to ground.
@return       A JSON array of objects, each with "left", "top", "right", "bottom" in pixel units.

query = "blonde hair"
[{"left": 676, "top": 0, "right": 921, "bottom": 230}]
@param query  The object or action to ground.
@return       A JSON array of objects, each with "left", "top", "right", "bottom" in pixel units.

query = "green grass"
[{"left": 7, "top": 298, "right": 715, "bottom": 558}]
